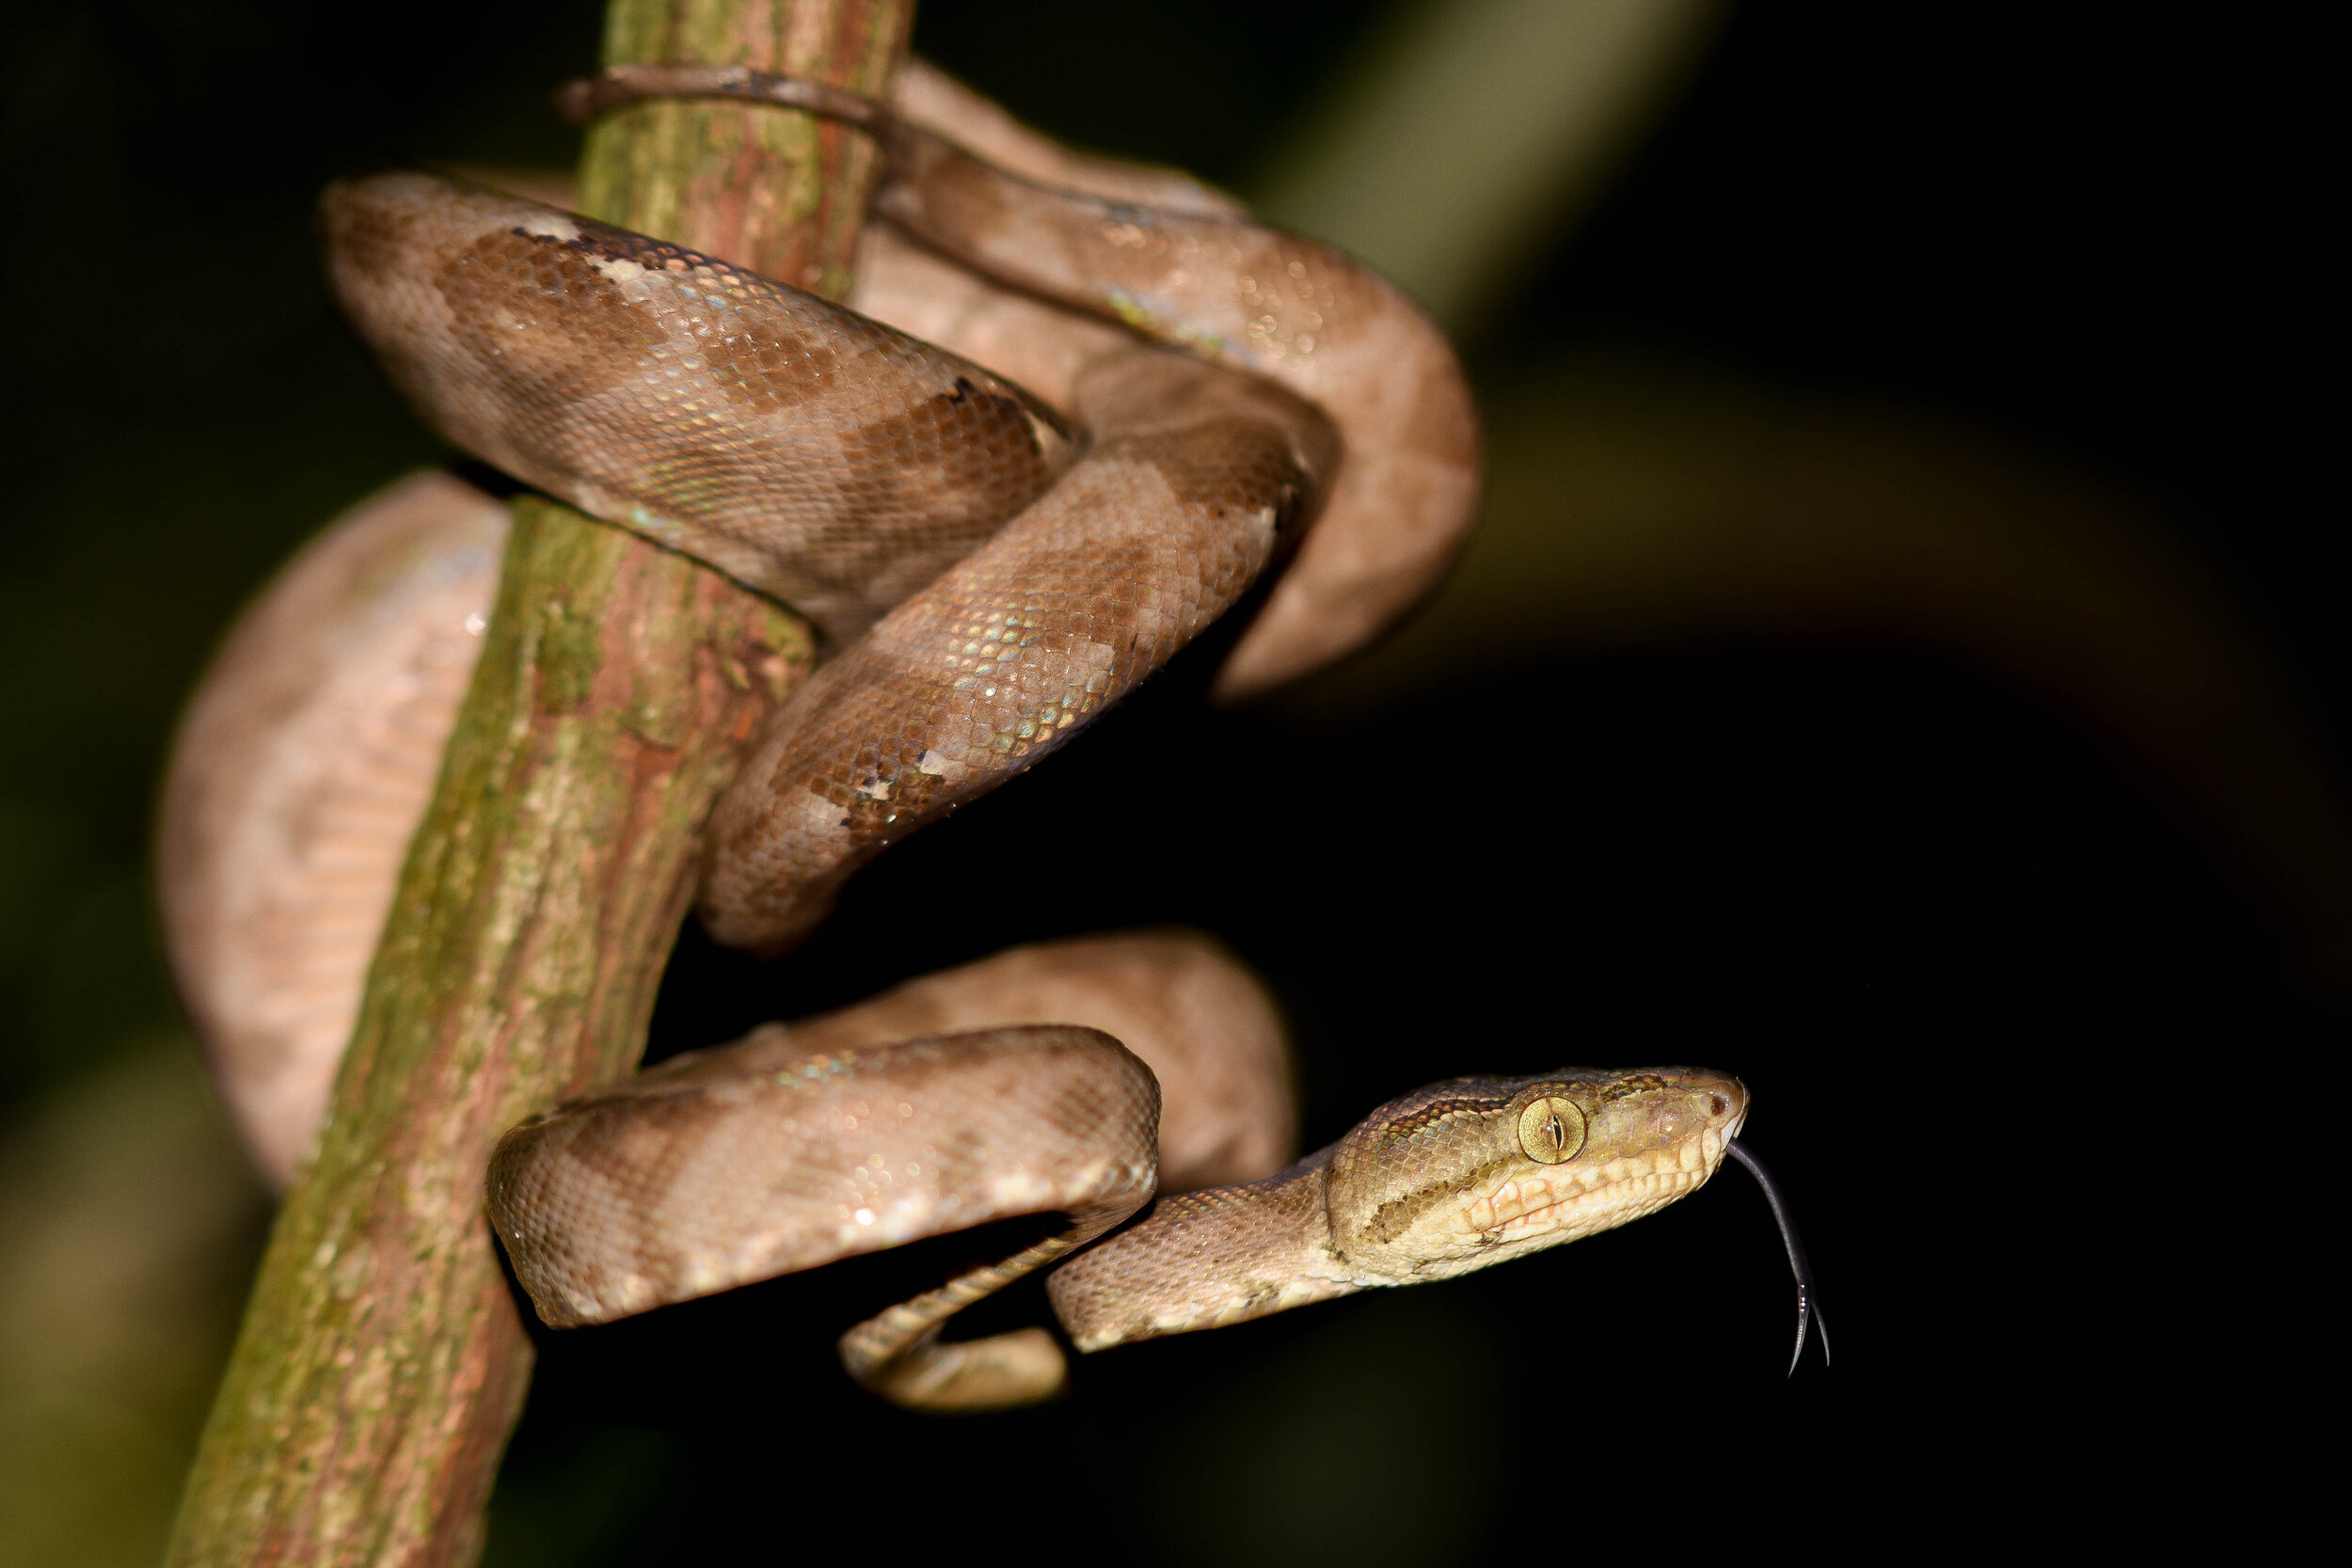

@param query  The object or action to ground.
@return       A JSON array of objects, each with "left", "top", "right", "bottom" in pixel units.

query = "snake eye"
[{"left": 1517, "top": 1097, "right": 1587, "bottom": 1164}]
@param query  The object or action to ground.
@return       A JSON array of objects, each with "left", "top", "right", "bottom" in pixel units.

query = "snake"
[{"left": 159, "top": 59, "right": 1820, "bottom": 1412}]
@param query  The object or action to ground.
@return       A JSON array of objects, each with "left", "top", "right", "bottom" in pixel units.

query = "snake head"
[{"left": 1322, "top": 1068, "right": 1747, "bottom": 1284}]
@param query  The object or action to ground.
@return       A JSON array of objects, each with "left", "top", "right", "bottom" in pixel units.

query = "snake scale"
[{"left": 160, "top": 59, "right": 1808, "bottom": 1411}]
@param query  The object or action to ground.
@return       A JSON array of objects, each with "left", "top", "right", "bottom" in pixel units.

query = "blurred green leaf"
[
  {"left": 1249, "top": 0, "right": 1725, "bottom": 332},
  {"left": 0, "top": 1040, "right": 267, "bottom": 1568}
]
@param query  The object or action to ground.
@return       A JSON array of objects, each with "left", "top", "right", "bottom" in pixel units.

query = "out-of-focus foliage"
[
  {"left": 0, "top": 1042, "right": 264, "bottom": 1568},
  {"left": 1251, "top": 0, "right": 1724, "bottom": 334},
  {"left": 1289, "top": 352, "right": 2352, "bottom": 966}
]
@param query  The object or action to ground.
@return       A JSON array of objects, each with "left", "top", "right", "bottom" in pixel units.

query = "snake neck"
[{"left": 1044, "top": 1147, "right": 1360, "bottom": 1352}]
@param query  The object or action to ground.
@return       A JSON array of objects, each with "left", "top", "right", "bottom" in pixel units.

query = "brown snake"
[{"left": 160, "top": 61, "right": 1813, "bottom": 1411}]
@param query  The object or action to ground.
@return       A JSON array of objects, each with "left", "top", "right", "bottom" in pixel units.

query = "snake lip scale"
[{"left": 164, "top": 60, "right": 1821, "bottom": 1413}]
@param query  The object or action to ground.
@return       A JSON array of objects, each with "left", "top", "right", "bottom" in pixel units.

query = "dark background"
[{"left": 1, "top": 2, "right": 2331, "bottom": 1559}]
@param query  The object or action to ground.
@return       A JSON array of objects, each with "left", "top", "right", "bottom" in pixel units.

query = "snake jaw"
[{"left": 1460, "top": 1153, "right": 1716, "bottom": 1260}]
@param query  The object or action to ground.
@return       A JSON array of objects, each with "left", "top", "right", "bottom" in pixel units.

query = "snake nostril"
[{"left": 1708, "top": 1094, "right": 1729, "bottom": 1119}]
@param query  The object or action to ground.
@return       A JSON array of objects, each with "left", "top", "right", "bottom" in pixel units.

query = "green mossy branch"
[{"left": 167, "top": 3, "right": 910, "bottom": 1563}]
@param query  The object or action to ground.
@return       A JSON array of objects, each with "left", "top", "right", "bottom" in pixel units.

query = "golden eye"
[{"left": 1517, "top": 1097, "right": 1586, "bottom": 1164}]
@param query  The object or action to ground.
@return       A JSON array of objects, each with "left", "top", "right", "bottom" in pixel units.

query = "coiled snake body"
[{"left": 161, "top": 62, "right": 1774, "bottom": 1410}]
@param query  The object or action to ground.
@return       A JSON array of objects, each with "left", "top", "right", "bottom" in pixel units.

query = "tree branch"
[{"left": 167, "top": 3, "right": 912, "bottom": 1561}]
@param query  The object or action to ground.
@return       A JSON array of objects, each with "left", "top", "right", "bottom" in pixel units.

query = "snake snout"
[
  {"left": 1642, "top": 1069, "right": 1747, "bottom": 1163},
  {"left": 1706, "top": 1073, "right": 1749, "bottom": 1148}
]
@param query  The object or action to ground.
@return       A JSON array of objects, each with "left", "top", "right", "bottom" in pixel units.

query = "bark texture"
[{"left": 167, "top": 3, "right": 910, "bottom": 1562}]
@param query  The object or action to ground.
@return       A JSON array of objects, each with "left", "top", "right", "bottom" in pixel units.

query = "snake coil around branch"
[{"left": 163, "top": 60, "right": 1820, "bottom": 1413}]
